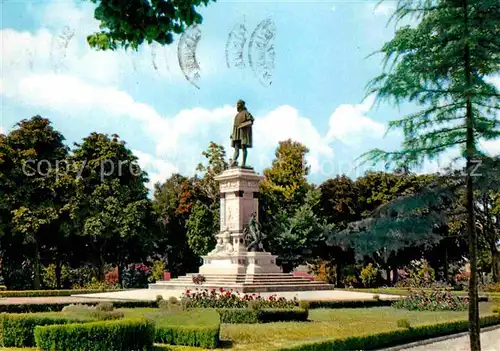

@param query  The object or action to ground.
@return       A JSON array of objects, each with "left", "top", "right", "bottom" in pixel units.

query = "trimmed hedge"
[
  {"left": 304, "top": 299, "right": 394, "bottom": 309},
  {"left": 34, "top": 318, "right": 155, "bottom": 351},
  {"left": 0, "top": 300, "right": 157, "bottom": 313},
  {"left": 155, "top": 324, "right": 220, "bottom": 349},
  {"left": 279, "top": 314, "right": 500, "bottom": 350},
  {"left": 217, "top": 308, "right": 259, "bottom": 323},
  {"left": 217, "top": 308, "right": 309, "bottom": 323},
  {"left": 0, "top": 289, "right": 120, "bottom": 298},
  {"left": 0, "top": 313, "right": 84, "bottom": 347}
]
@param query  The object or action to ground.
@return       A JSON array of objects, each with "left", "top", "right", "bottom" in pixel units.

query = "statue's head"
[{"left": 236, "top": 99, "right": 246, "bottom": 111}]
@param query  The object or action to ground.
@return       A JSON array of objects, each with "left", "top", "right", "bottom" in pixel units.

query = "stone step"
[
  {"left": 168, "top": 278, "right": 316, "bottom": 284},
  {"left": 149, "top": 282, "right": 335, "bottom": 293}
]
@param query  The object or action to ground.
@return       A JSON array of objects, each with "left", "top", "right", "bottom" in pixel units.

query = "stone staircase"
[{"left": 149, "top": 273, "right": 334, "bottom": 293}]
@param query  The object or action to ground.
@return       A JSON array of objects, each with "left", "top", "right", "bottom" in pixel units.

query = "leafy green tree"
[
  {"left": 260, "top": 140, "right": 328, "bottom": 272},
  {"left": 68, "top": 133, "right": 152, "bottom": 281},
  {"left": 181, "top": 142, "right": 227, "bottom": 258},
  {"left": 319, "top": 174, "right": 360, "bottom": 228},
  {"left": 152, "top": 174, "right": 198, "bottom": 276},
  {"left": 260, "top": 139, "right": 313, "bottom": 222},
  {"left": 185, "top": 200, "right": 217, "bottom": 257},
  {"left": 195, "top": 141, "right": 228, "bottom": 206},
  {"left": 2, "top": 116, "right": 69, "bottom": 289},
  {"left": 363, "top": 1, "right": 500, "bottom": 347},
  {"left": 87, "top": 0, "right": 215, "bottom": 50},
  {"left": 269, "top": 188, "right": 332, "bottom": 272}
]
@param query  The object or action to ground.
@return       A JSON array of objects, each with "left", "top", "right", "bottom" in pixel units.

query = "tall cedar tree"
[
  {"left": 87, "top": 0, "right": 215, "bottom": 50},
  {"left": 363, "top": 1, "right": 500, "bottom": 349}
]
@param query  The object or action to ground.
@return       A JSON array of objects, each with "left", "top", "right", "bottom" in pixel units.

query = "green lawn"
[{"left": 1, "top": 303, "right": 497, "bottom": 351}]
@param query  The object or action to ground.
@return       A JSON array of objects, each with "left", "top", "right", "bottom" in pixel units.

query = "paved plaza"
[{"left": 72, "top": 288, "right": 400, "bottom": 301}]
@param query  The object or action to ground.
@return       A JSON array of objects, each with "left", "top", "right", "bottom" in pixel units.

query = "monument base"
[
  {"left": 199, "top": 251, "right": 281, "bottom": 275},
  {"left": 149, "top": 252, "right": 334, "bottom": 293}
]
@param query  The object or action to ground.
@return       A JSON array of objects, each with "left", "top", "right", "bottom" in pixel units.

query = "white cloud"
[
  {"left": 0, "top": 125, "right": 5, "bottom": 135},
  {"left": 325, "top": 95, "right": 386, "bottom": 145},
  {"left": 131, "top": 149, "right": 178, "bottom": 191}
]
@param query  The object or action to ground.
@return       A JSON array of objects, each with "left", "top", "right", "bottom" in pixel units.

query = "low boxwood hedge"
[
  {"left": 155, "top": 324, "right": 220, "bottom": 349},
  {"left": 304, "top": 300, "right": 394, "bottom": 309},
  {"left": 0, "top": 289, "right": 120, "bottom": 298},
  {"left": 34, "top": 318, "right": 155, "bottom": 351},
  {"left": 278, "top": 314, "right": 500, "bottom": 350},
  {"left": 0, "top": 313, "right": 86, "bottom": 347},
  {"left": 217, "top": 308, "right": 309, "bottom": 323},
  {"left": 0, "top": 300, "right": 157, "bottom": 313}
]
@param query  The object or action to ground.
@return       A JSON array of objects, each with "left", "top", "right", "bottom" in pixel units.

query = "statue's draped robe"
[{"left": 231, "top": 109, "right": 254, "bottom": 148}]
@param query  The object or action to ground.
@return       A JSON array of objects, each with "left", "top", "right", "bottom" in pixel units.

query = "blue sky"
[{"left": 1, "top": 0, "right": 499, "bottom": 191}]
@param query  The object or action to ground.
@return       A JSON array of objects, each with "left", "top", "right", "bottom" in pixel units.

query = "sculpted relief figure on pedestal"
[
  {"left": 230, "top": 99, "right": 254, "bottom": 168},
  {"left": 244, "top": 212, "right": 266, "bottom": 252},
  {"left": 209, "top": 229, "right": 233, "bottom": 256}
]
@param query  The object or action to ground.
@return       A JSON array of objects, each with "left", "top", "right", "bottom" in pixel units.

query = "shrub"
[
  {"left": 311, "top": 260, "right": 336, "bottom": 284},
  {"left": 372, "top": 294, "right": 380, "bottom": 301},
  {"left": 306, "top": 300, "right": 392, "bottom": 309},
  {"left": 105, "top": 267, "right": 119, "bottom": 286},
  {"left": 168, "top": 296, "right": 179, "bottom": 305},
  {"left": 122, "top": 263, "right": 152, "bottom": 289},
  {"left": 0, "top": 289, "right": 120, "bottom": 298},
  {"left": 0, "top": 313, "right": 84, "bottom": 347},
  {"left": 42, "top": 264, "right": 58, "bottom": 289},
  {"left": 397, "top": 318, "right": 411, "bottom": 329},
  {"left": 492, "top": 305, "right": 500, "bottom": 314},
  {"left": 481, "top": 282, "right": 500, "bottom": 293},
  {"left": 155, "top": 315, "right": 220, "bottom": 349},
  {"left": 0, "top": 300, "right": 157, "bottom": 314},
  {"left": 299, "top": 300, "right": 310, "bottom": 311},
  {"left": 72, "top": 276, "right": 119, "bottom": 291},
  {"left": 217, "top": 308, "right": 259, "bottom": 323},
  {"left": 360, "top": 264, "right": 378, "bottom": 288},
  {"left": 395, "top": 259, "right": 437, "bottom": 288},
  {"left": 34, "top": 318, "right": 154, "bottom": 351},
  {"left": 217, "top": 308, "right": 308, "bottom": 323},
  {"left": 158, "top": 296, "right": 183, "bottom": 312},
  {"left": 393, "top": 289, "right": 467, "bottom": 311},
  {"left": 181, "top": 288, "right": 298, "bottom": 309},
  {"left": 341, "top": 275, "right": 358, "bottom": 288},
  {"left": 149, "top": 260, "right": 166, "bottom": 283},
  {"left": 95, "top": 302, "right": 114, "bottom": 312},
  {"left": 192, "top": 274, "right": 206, "bottom": 285}
]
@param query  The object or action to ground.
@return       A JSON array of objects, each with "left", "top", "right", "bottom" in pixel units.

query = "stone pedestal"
[{"left": 198, "top": 167, "right": 282, "bottom": 276}]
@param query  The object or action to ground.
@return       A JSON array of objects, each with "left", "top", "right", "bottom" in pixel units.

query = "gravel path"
[
  {"left": 399, "top": 328, "right": 500, "bottom": 351},
  {"left": 0, "top": 296, "right": 106, "bottom": 304}
]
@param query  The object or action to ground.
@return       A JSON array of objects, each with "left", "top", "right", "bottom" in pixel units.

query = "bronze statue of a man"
[{"left": 230, "top": 99, "right": 254, "bottom": 168}]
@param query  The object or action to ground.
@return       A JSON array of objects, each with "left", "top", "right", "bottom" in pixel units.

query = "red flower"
[
  {"left": 186, "top": 289, "right": 190, "bottom": 294},
  {"left": 220, "top": 287, "right": 224, "bottom": 292}
]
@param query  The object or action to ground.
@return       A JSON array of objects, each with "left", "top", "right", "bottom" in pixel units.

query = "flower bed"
[
  {"left": 181, "top": 288, "right": 298, "bottom": 309},
  {"left": 392, "top": 289, "right": 467, "bottom": 311}
]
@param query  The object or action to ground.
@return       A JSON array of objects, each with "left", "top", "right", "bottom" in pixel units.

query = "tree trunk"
[
  {"left": 392, "top": 267, "right": 399, "bottom": 285},
  {"left": 98, "top": 250, "right": 106, "bottom": 282},
  {"left": 492, "top": 247, "right": 499, "bottom": 283},
  {"left": 463, "top": 1, "right": 480, "bottom": 349},
  {"left": 55, "top": 259, "right": 62, "bottom": 289},
  {"left": 444, "top": 245, "right": 449, "bottom": 284},
  {"left": 33, "top": 243, "right": 41, "bottom": 290}
]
